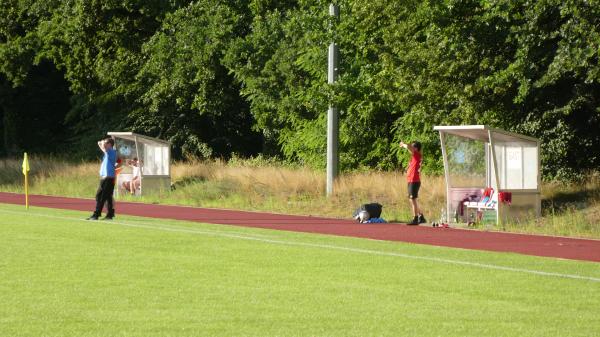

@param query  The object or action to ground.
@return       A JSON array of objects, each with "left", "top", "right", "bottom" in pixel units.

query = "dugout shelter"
[
  {"left": 434, "top": 125, "right": 541, "bottom": 225},
  {"left": 108, "top": 132, "right": 171, "bottom": 196}
]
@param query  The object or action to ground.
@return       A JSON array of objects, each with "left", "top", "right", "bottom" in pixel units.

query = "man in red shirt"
[{"left": 400, "top": 141, "right": 426, "bottom": 225}]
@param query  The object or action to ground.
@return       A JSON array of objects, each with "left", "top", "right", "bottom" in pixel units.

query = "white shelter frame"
[
  {"left": 108, "top": 132, "right": 171, "bottom": 197},
  {"left": 434, "top": 125, "right": 541, "bottom": 224}
]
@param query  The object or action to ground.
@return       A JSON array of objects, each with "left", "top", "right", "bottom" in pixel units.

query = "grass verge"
[
  {"left": 1, "top": 203, "right": 599, "bottom": 336},
  {"left": 1, "top": 156, "right": 599, "bottom": 238}
]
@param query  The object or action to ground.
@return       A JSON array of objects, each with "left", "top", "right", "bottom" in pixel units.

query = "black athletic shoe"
[
  {"left": 86, "top": 215, "right": 99, "bottom": 220},
  {"left": 418, "top": 214, "right": 427, "bottom": 224},
  {"left": 102, "top": 216, "right": 114, "bottom": 220},
  {"left": 408, "top": 216, "right": 419, "bottom": 225}
]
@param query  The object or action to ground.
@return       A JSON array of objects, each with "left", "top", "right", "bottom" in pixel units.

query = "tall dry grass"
[
  {"left": 166, "top": 160, "right": 447, "bottom": 221},
  {"left": 502, "top": 172, "right": 600, "bottom": 238},
  {"left": 0, "top": 156, "right": 98, "bottom": 197},
  {"left": 172, "top": 159, "right": 325, "bottom": 196}
]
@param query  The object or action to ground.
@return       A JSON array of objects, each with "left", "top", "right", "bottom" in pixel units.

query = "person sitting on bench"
[{"left": 122, "top": 157, "right": 141, "bottom": 194}]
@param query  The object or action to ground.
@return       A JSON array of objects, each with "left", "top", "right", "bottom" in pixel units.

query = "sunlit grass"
[{"left": 1, "top": 204, "right": 599, "bottom": 337}]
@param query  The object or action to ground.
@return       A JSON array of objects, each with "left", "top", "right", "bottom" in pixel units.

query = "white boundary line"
[
  {"left": 2, "top": 207, "right": 600, "bottom": 283},
  {"left": 0, "top": 208, "right": 275, "bottom": 239}
]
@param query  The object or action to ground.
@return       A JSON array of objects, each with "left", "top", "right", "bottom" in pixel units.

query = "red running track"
[{"left": 1, "top": 192, "right": 599, "bottom": 262}]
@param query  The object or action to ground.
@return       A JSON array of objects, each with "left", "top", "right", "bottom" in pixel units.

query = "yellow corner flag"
[{"left": 23, "top": 152, "right": 30, "bottom": 209}]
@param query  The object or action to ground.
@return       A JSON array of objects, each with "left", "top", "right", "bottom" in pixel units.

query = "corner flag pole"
[{"left": 22, "top": 152, "right": 30, "bottom": 210}]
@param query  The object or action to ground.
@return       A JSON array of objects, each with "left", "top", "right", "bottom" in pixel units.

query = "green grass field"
[{"left": 1, "top": 203, "right": 599, "bottom": 337}]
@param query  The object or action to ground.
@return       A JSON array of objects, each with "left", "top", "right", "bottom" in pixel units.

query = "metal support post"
[{"left": 326, "top": 3, "right": 339, "bottom": 196}]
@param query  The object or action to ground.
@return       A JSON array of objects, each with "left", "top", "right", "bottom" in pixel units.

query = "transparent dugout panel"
[
  {"left": 143, "top": 143, "right": 169, "bottom": 176},
  {"left": 445, "top": 134, "right": 486, "bottom": 188},
  {"left": 115, "top": 138, "right": 138, "bottom": 161},
  {"left": 493, "top": 141, "right": 538, "bottom": 190}
]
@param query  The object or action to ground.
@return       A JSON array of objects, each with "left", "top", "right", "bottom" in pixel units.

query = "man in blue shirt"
[{"left": 87, "top": 137, "right": 117, "bottom": 220}]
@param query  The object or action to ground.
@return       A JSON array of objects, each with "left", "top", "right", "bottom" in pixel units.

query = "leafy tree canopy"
[{"left": 1, "top": 0, "right": 598, "bottom": 179}]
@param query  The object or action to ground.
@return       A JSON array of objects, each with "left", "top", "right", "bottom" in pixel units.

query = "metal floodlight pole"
[{"left": 327, "top": 3, "right": 340, "bottom": 196}]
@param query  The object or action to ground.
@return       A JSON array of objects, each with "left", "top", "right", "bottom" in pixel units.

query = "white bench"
[{"left": 463, "top": 188, "right": 497, "bottom": 223}]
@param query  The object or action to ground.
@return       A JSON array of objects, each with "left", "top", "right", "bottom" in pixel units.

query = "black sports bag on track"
[{"left": 352, "top": 203, "right": 383, "bottom": 222}]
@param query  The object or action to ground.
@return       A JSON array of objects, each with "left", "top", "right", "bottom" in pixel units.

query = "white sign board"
[{"left": 506, "top": 147, "right": 522, "bottom": 169}]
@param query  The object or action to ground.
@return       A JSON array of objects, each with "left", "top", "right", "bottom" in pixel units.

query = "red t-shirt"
[{"left": 406, "top": 151, "right": 422, "bottom": 183}]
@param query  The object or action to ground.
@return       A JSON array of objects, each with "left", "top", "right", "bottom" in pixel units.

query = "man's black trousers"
[{"left": 94, "top": 177, "right": 115, "bottom": 218}]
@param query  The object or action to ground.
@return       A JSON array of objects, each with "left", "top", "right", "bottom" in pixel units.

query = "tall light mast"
[{"left": 326, "top": 3, "right": 340, "bottom": 196}]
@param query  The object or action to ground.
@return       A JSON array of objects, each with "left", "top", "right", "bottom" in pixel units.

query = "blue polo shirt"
[{"left": 99, "top": 148, "right": 117, "bottom": 177}]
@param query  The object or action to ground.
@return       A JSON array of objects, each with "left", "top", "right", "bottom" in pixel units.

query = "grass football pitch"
[{"left": 1, "top": 203, "right": 599, "bottom": 337}]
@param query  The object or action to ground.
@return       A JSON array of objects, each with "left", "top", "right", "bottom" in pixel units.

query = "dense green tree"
[
  {"left": 1, "top": 0, "right": 599, "bottom": 179},
  {"left": 380, "top": 0, "right": 600, "bottom": 178},
  {"left": 134, "top": 0, "right": 262, "bottom": 158},
  {"left": 35, "top": 0, "right": 193, "bottom": 157},
  {"left": 226, "top": 1, "right": 327, "bottom": 165},
  {"left": 226, "top": 0, "right": 403, "bottom": 170},
  {"left": 0, "top": 1, "right": 71, "bottom": 155},
  {"left": 226, "top": 0, "right": 600, "bottom": 177},
  {"left": 0, "top": 62, "right": 70, "bottom": 155}
]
